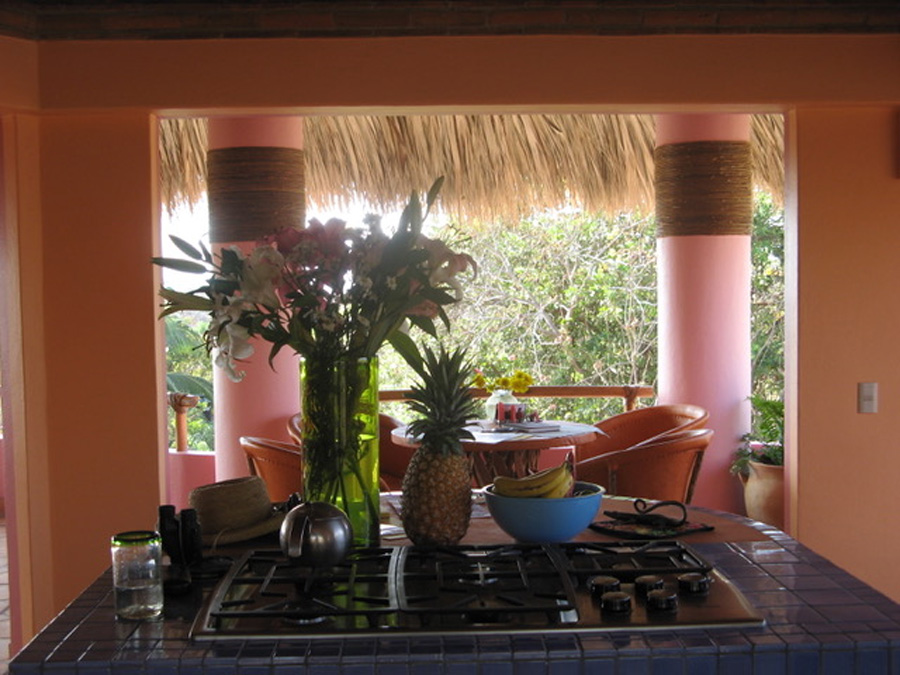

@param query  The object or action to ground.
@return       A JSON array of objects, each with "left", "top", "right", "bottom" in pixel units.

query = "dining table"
[{"left": 392, "top": 420, "right": 602, "bottom": 485}]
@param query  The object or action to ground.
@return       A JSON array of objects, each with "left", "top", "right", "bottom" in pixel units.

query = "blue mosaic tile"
[
  {"left": 744, "top": 589, "right": 806, "bottom": 608},
  {"left": 795, "top": 587, "right": 862, "bottom": 605},
  {"left": 649, "top": 655, "right": 683, "bottom": 675},
  {"left": 475, "top": 635, "right": 513, "bottom": 661},
  {"left": 239, "top": 641, "right": 276, "bottom": 661},
  {"left": 814, "top": 630, "right": 855, "bottom": 645},
  {"left": 711, "top": 632, "right": 751, "bottom": 651},
  {"left": 203, "top": 662, "right": 243, "bottom": 675},
  {"left": 760, "top": 604, "right": 827, "bottom": 626},
  {"left": 407, "top": 637, "right": 443, "bottom": 661},
  {"left": 787, "top": 648, "right": 820, "bottom": 673},
  {"left": 107, "top": 665, "right": 143, "bottom": 675},
  {"left": 762, "top": 562, "right": 826, "bottom": 577},
  {"left": 79, "top": 665, "right": 114, "bottom": 675},
  {"left": 510, "top": 635, "right": 546, "bottom": 659},
  {"left": 778, "top": 575, "right": 842, "bottom": 591},
  {"left": 577, "top": 634, "right": 618, "bottom": 656},
  {"left": 817, "top": 604, "right": 891, "bottom": 623},
  {"left": 581, "top": 658, "right": 615, "bottom": 675},
  {"left": 341, "top": 638, "right": 377, "bottom": 662},
  {"left": 608, "top": 634, "right": 650, "bottom": 654},
  {"left": 369, "top": 663, "right": 409, "bottom": 675},
  {"left": 617, "top": 655, "right": 651, "bottom": 675},
  {"left": 295, "top": 666, "right": 336, "bottom": 675},
  {"left": 412, "top": 663, "right": 442, "bottom": 675},
  {"left": 678, "top": 632, "right": 716, "bottom": 652},
  {"left": 820, "top": 649, "right": 855, "bottom": 675},
  {"left": 644, "top": 632, "right": 684, "bottom": 652},
  {"left": 543, "top": 634, "right": 580, "bottom": 658},
  {"left": 684, "top": 654, "right": 716, "bottom": 675},
  {"left": 737, "top": 546, "right": 801, "bottom": 564},
  {"left": 847, "top": 633, "right": 889, "bottom": 649},
  {"left": 273, "top": 641, "right": 309, "bottom": 660},
  {"left": 143, "top": 659, "right": 178, "bottom": 675},
  {"left": 234, "top": 664, "right": 271, "bottom": 675},
  {"left": 443, "top": 636, "right": 478, "bottom": 659},
  {"left": 732, "top": 575, "right": 784, "bottom": 592},
  {"left": 719, "top": 651, "right": 753, "bottom": 675},
  {"left": 307, "top": 642, "right": 342, "bottom": 664},
  {"left": 374, "top": 638, "right": 408, "bottom": 662},
  {"left": 505, "top": 661, "right": 545, "bottom": 675},
  {"left": 831, "top": 621, "right": 870, "bottom": 634},
  {"left": 343, "top": 664, "right": 385, "bottom": 675},
  {"left": 548, "top": 660, "right": 581, "bottom": 675},
  {"left": 273, "top": 666, "right": 308, "bottom": 675},
  {"left": 479, "top": 662, "right": 514, "bottom": 675},
  {"left": 752, "top": 649, "right": 788, "bottom": 674},
  {"left": 206, "top": 641, "right": 242, "bottom": 659}
]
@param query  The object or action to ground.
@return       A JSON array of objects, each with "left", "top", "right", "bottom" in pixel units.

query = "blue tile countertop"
[{"left": 10, "top": 512, "right": 900, "bottom": 674}]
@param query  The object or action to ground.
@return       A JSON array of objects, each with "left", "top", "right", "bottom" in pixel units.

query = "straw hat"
[{"left": 189, "top": 476, "right": 285, "bottom": 547}]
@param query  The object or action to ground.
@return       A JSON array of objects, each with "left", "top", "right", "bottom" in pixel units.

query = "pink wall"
[
  {"left": 165, "top": 450, "right": 215, "bottom": 511},
  {"left": 0, "top": 33, "right": 898, "bottom": 642},
  {"left": 790, "top": 107, "right": 900, "bottom": 597}
]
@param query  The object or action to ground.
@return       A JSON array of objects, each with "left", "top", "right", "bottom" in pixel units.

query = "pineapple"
[{"left": 401, "top": 345, "right": 480, "bottom": 546}]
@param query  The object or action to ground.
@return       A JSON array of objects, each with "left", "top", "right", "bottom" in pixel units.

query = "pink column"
[
  {"left": 207, "top": 116, "right": 304, "bottom": 481},
  {"left": 655, "top": 114, "right": 752, "bottom": 514}
]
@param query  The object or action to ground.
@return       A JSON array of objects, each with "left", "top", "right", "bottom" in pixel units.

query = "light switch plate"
[{"left": 858, "top": 382, "right": 878, "bottom": 414}]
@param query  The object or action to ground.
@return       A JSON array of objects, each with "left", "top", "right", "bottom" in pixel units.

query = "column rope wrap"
[
  {"left": 654, "top": 141, "right": 752, "bottom": 237},
  {"left": 207, "top": 146, "right": 305, "bottom": 243}
]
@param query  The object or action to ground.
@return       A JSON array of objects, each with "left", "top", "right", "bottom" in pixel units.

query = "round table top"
[{"left": 392, "top": 420, "right": 601, "bottom": 453}]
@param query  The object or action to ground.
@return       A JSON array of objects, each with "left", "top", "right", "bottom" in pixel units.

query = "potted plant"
[{"left": 731, "top": 395, "right": 785, "bottom": 529}]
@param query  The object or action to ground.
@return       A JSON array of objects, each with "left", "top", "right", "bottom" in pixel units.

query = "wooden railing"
[{"left": 379, "top": 385, "right": 655, "bottom": 412}]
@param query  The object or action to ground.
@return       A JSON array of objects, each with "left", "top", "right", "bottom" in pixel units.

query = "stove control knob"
[
  {"left": 600, "top": 590, "right": 632, "bottom": 614},
  {"left": 634, "top": 574, "right": 664, "bottom": 597},
  {"left": 588, "top": 575, "right": 621, "bottom": 600},
  {"left": 678, "top": 572, "right": 711, "bottom": 596},
  {"left": 646, "top": 588, "right": 679, "bottom": 613}
]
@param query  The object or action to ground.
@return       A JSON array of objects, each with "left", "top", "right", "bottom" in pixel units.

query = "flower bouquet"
[
  {"left": 153, "top": 178, "right": 476, "bottom": 545},
  {"left": 472, "top": 369, "right": 534, "bottom": 422}
]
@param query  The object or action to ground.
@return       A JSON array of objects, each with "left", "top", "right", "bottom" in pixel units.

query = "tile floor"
[{"left": 0, "top": 518, "right": 8, "bottom": 674}]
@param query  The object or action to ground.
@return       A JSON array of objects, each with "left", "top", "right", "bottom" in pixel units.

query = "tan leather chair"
[
  {"left": 575, "top": 428, "right": 713, "bottom": 503},
  {"left": 287, "top": 412, "right": 414, "bottom": 491},
  {"left": 576, "top": 403, "right": 709, "bottom": 463},
  {"left": 378, "top": 413, "right": 416, "bottom": 491},
  {"left": 287, "top": 412, "right": 302, "bottom": 446},
  {"left": 240, "top": 436, "right": 303, "bottom": 503}
]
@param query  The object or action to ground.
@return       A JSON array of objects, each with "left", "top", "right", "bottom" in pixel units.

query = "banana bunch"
[{"left": 492, "top": 462, "right": 574, "bottom": 499}]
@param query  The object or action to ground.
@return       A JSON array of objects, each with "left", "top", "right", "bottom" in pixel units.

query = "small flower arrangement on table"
[
  {"left": 472, "top": 369, "right": 535, "bottom": 422},
  {"left": 472, "top": 369, "right": 534, "bottom": 394}
]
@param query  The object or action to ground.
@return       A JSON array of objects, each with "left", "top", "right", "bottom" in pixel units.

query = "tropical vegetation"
[{"left": 164, "top": 192, "right": 784, "bottom": 450}]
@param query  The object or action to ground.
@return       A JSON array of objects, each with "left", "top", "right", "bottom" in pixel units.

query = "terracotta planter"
[{"left": 740, "top": 460, "right": 785, "bottom": 530}]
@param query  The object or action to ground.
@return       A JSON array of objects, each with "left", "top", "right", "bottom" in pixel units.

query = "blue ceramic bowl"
[{"left": 483, "top": 481, "right": 605, "bottom": 543}]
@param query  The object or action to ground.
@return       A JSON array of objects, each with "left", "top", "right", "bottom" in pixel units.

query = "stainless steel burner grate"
[{"left": 190, "top": 541, "right": 764, "bottom": 640}]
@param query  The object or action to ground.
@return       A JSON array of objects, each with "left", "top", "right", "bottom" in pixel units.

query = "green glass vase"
[{"left": 300, "top": 356, "right": 380, "bottom": 547}]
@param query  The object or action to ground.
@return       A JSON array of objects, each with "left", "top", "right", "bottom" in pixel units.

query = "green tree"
[
  {"left": 165, "top": 314, "right": 214, "bottom": 450},
  {"left": 179, "top": 195, "right": 785, "bottom": 430},
  {"left": 382, "top": 195, "right": 784, "bottom": 422},
  {"left": 749, "top": 192, "right": 785, "bottom": 400},
  {"left": 443, "top": 209, "right": 658, "bottom": 422}
]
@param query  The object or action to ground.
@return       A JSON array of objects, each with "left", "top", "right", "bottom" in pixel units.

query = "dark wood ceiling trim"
[{"left": 1, "top": 2, "right": 898, "bottom": 41}]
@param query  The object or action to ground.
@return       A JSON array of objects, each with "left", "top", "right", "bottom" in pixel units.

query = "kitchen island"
[{"left": 10, "top": 497, "right": 900, "bottom": 674}]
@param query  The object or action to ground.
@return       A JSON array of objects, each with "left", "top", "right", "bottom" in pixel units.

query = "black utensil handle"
[
  {"left": 158, "top": 504, "right": 183, "bottom": 562},
  {"left": 179, "top": 508, "right": 203, "bottom": 566}
]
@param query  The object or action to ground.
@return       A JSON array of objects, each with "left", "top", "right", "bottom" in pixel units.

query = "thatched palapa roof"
[{"left": 159, "top": 114, "right": 783, "bottom": 221}]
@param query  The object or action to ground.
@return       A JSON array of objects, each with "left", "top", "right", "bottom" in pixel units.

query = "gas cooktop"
[{"left": 191, "top": 541, "right": 764, "bottom": 640}]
